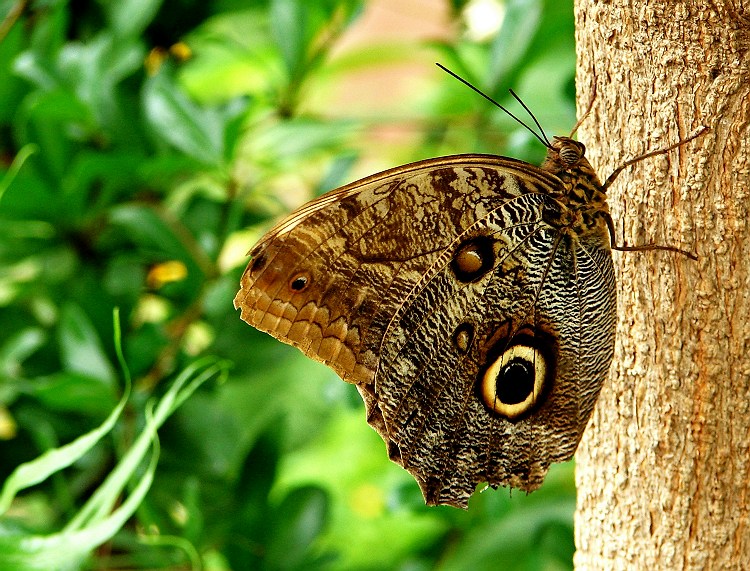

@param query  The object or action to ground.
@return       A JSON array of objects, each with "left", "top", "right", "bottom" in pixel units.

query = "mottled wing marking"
[
  {"left": 370, "top": 196, "right": 615, "bottom": 506},
  {"left": 234, "top": 154, "right": 559, "bottom": 386},
  {"left": 235, "top": 137, "right": 620, "bottom": 508}
]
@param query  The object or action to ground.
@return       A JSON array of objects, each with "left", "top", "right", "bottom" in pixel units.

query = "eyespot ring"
[
  {"left": 476, "top": 326, "right": 556, "bottom": 421},
  {"left": 480, "top": 343, "right": 546, "bottom": 419}
]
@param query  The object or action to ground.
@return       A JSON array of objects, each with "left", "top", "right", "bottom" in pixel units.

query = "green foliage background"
[{"left": 0, "top": 0, "right": 577, "bottom": 568}]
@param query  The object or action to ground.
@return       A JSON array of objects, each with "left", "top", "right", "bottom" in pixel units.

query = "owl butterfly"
[{"left": 234, "top": 66, "right": 703, "bottom": 508}]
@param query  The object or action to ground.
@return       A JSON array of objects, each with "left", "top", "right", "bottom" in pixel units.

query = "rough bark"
[{"left": 573, "top": 1, "right": 750, "bottom": 569}]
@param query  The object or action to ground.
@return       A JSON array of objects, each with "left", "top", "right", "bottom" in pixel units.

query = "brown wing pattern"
[
  {"left": 234, "top": 154, "right": 559, "bottom": 385},
  {"left": 234, "top": 150, "right": 617, "bottom": 508},
  {"left": 370, "top": 204, "right": 616, "bottom": 506}
]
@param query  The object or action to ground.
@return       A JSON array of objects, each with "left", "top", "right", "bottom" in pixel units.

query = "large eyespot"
[
  {"left": 452, "top": 236, "right": 494, "bottom": 283},
  {"left": 481, "top": 344, "right": 546, "bottom": 419},
  {"left": 477, "top": 328, "right": 555, "bottom": 421}
]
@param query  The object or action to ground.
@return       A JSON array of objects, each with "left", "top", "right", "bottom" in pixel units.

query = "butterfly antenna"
[
  {"left": 436, "top": 63, "right": 551, "bottom": 149},
  {"left": 508, "top": 88, "right": 552, "bottom": 147},
  {"left": 568, "top": 79, "right": 597, "bottom": 138}
]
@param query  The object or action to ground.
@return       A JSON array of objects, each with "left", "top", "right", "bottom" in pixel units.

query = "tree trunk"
[{"left": 573, "top": 1, "right": 750, "bottom": 569}]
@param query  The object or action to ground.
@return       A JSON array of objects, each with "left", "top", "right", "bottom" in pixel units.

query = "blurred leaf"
[
  {"left": 179, "top": 8, "right": 284, "bottom": 102},
  {"left": 0, "top": 144, "right": 38, "bottom": 206},
  {"left": 103, "top": 0, "right": 164, "bottom": 39},
  {"left": 108, "top": 203, "right": 207, "bottom": 298},
  {"left": 27, "top": 1, "right": 69, "bottom": 60},
  {"left": 487, "top": 0, "right": 543, "bottom": 90},
  {"left": 58, "top": 34, "right": 144, "bottom": 120},
  {"left": 0, "top": 165, "right": 58, "bottom": 222},
  {"left": 57, "top": 303, "right": 116, "bottom": 387},
  {"left": 14, "top": 89, "right": 93, "bottom": 184},
  {"left": 265, "top": 486, "right": 331, "bottom": 569},
  {"left": 102, "top": 254, "right": 148, "bottom": 299},
  {"left": 270, "top": 0, "right": 307, "bottom": 76},
  {"left": 436, "top": 500, "right": 575, "bottom": 571},
  {"left": 223, "top": 434, "right": 280, "bottom": 568},
  {"left": 61, "top": 150, "right": 146, "bottom": 216},
  {"left": 143, "top": 67, "right": 226, "bottom": 166},
  {"left": 23, "top": 372, "right": 117, "bottom": 416},
  {"left": 248, "top": 118, "right": 357, "bottom": 168},
  {"left": 0, "top": 327, "right": 47, "bottom": 379},
  {"left": 12, "top": 49, "right": 58, "bottom": 92},
  {"left": 0, "top": 17, "right": 27, "bottom": 122},
  {"left": 273, "top": 407, "right": 449, "bottom": 570},
  {"left": 269, "top": 0, "right": 365, "bottom": 113}
]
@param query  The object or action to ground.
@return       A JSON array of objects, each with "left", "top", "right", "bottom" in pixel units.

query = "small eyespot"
[
  {"left": 251, "top": 253, "right": 267, "bottom": 273},
  {"left": 480, "top": 344, "right": 547, "bottom": 420},
  {"left": 289, "top": 272, "right": 311, "bottom": 292},
  {"left": 453, "top": 323, "right": 474, "bottom": 354},
  {"left": 452, "top": 236, "right": 494, "bottom": 282}
]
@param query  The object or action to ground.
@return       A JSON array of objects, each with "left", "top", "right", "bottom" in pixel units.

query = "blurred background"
[{"left": 0, "top": 0, "right": 577, "bottom": 568}]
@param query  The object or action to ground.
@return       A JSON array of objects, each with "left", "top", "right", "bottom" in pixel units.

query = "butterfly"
[{"left": 233, "top": 66, "right": 702, "bottom": 508}]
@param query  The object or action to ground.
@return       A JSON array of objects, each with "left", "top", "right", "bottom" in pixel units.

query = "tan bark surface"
[{"left": 573, "top": 1, "right": 750, "bottom": 569}]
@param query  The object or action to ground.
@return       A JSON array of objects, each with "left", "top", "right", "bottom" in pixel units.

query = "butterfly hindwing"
[{"left": 370, "top": 192, "right": 615, "bottom": 506}]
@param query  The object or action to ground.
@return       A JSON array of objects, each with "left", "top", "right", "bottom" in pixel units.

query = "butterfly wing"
[
  {"left": 372, "top": 202, "right": 616, "bottom": 506},
  {"left": 234, "top": 154, "right": 615, "bottom": 507},
  {"left": 234, "top": 154, "right": 560, "bottom": 384}
]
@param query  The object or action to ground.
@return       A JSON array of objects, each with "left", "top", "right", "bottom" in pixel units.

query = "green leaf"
[
  {"left": 64, "top": 357, "right": 228, "bottom": 531},
  {"left": 57, "top": 303, "right": 116, "bottom": 386},
  {"left": 0, "top": 438, "right": 158, "bottom": 570},
  {"left": 270, "top": 0, "right": 307, "bottom": 75},
  {"left": 142, "top": 67, "right": 226, "bottom": 166},
  {"left": 265, "top": 486, "right": 330, "bottom": 569},
  {"left": 103, "top": 0, "right": 164, "bottom": 39},
  {"left": 248, "top": 118, "right": 356, "bottom": 167},
  {"left": 56, "top": 33, "right": 145, "bottom": 131},
  {"left": 487, "top": 0, "right": 543, "bottom": 90},
  {"left": 0, "top": 345, "right": 228, "bottom": 569},
  {"left": 24, "top": 372, "right": 118, "bottom": 416},
  {"left": 58, "top": 149, "right": 150, "bottom": 222},
  {"left": 13, "top": 89, "right": 92, "bottom": 184},
  {"left": 108, "top": 203, "right": 207, "bottom": 297},
  {"left": 0, "top": 327, "right": 46, "bottom": 379},
  {"left": 28, "top": 1, "right": 69, "bottom": 59},
  {"left": 0, "top": 17, "right": 27, "bottom": 122},
  {"left": 0, "top": 370, "right": 129, "bottom": 516},
  {"left": 179, "top": 8, "right": 285, "bottom": 102},
  {"left": 0, "top": 145, "right": 38, "bottom": 206},
  {"left": 436, "top": 500, "right": 576, "bottom": 570}
]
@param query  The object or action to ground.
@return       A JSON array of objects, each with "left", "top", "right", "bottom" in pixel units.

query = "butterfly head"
[
  {"left": 550, "top": 136, "right": 586, "bottom": 166},
  {"left": 541, "top": 136, "right": 600, "bottom": 185}
]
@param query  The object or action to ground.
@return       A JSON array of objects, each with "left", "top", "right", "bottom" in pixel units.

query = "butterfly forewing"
[{"left": 235, "top": 155, "right": 560, "bottom": 384}]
